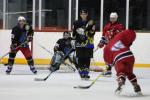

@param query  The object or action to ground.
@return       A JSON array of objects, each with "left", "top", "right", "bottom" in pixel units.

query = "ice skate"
[
  {"left": 132, "top": 83, "right": 142, "bottom": 96},
  {"left": 6, "top": 65, "right": 13, "bottom": 75},
  {"left": 30, "top": 66, "right": 37, "bottom": 74}
]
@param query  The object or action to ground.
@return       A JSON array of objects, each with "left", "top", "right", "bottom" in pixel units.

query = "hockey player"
[
  {"left": 54, "top": 31, "right": 74, "bottom": 57},
  {"left": 98, "top": 12, "right": 125, "bottom": 76},
  {"left": 72, "top": 9, "right": 95, "bottom": 80},
  {"left": 49, "top": 31, "right": 76, "bottom": 72},
  {"left": 6, "top": 16, "right": 37, "bottom": 74},
  {"left": 103, "top": 29, "right": 142, "bottom": 95}
]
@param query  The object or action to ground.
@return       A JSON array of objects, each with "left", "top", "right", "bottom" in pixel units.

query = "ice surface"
[{"left": 0, "top": 65, "right": 150, "bottom": 100}]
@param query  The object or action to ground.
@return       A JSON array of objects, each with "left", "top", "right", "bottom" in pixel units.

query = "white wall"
[{"left": 0, "top": 30, "right": 150, "bottom": 64}]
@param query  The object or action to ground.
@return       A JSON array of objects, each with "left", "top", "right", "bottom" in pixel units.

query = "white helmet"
[
  {"left": 110, "top": 12, "right": 118, "bottom": 19},
  {"left": 18, "top": 16, "right": 26, "bottom": 21}
]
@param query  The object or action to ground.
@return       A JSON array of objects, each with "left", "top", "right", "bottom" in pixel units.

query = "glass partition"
[
  {"left": 129, "top": 0, "right": 150, "bottom": 30},
  {"left": 103, "top": 0, "right": 126, "bottom": 28},
  {"left": 5, "top": 0, "right": 33, "bottom": 29}
]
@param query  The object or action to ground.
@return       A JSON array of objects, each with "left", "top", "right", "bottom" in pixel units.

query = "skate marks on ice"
[
  {"left": 115, "top": 85, "right": 150, "bottom": 98},
  {"left": 116, "top": 92, "right": 150, "bottom": 98}
]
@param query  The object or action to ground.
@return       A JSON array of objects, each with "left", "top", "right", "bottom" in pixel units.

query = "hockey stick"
[
  {"left": 74, "top": 72, "right": 104, "bottom": 89},
  {"left": 94, "top": 47, "right": 99, "bottom": 53},
  {"left": 34, "top": 71, "right": 53, "bottom": 81},
  {"left": 0, "top": 41, "right": 28, "bottom": 62},
  {"left": 91, "top": 47, "right": 99, "bottom": 66},
  {"left": 38, "top": 44, "right": 53, "bottom": 55},
  {"left": 38, "top": 44, "right": 76, "bottom": 72}
]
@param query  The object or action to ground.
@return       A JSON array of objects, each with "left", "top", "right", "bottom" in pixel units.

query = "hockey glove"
[
  {"left": 98, "top": 36, "right": 107, "bottom": 48},
  {"left": 10, "top": 43, "right": 18, "bottom": 52},
  {"left": 76, "top": 28, "right": 85, "bottom": 35},
  {"left": 27, "top": 36, "right": 33, "bottom": 42},
  {"left": 25, "top": 24, "right": 30, "bottom": 31}
]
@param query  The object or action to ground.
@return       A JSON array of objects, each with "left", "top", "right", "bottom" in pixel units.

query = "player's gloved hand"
[
  {"left": 24, "top": 24, "right": 30, "bottom": 31},
  {"left": 10, "top": 43, "right": 18, "bottom": 52},
  {"left": 86, "top": 20, "right": 94, "bottom": 31},
  {"left": 98, "top": 36, "right": 107, "bottom": 48},
  {"left": 27, "top": 36, "right": 33, "bottom": 42},
  {"left": 76, "top": 28, "right": 85, "bottom": 35},
  {"left": 54, "top": 46, "right": 59, "bottom": 52},
  {"left": 87, "top": 20, "right": 94, "bottom": 26}
]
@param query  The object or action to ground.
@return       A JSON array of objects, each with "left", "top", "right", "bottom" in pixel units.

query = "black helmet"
[
  {"left": 63, "top": 31, "right": 71, "bottom": 39},
  {"left": 80, "top": 9, "right": 88, "bottom": 14}
]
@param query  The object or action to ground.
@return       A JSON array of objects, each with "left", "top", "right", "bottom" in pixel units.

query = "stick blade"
[
  {"left": 34, "top": 78, "right": 45, "bottom": 81},
  {"left": 34, "top": 72, "right": 52, "bottom": 82},
  {"left": 73, "top": 85, "right": 91, "bottom": 89}
]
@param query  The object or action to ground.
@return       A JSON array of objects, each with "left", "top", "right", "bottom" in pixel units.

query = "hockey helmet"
[
  {"left": 63, "top": 31, "right": 71, "bottom": 39},
  {"left": 110, "top": 12, "right": 118, "bottom": 22},
  {"left": 18, "top": 16, "right": 26, "bottom": 21}
]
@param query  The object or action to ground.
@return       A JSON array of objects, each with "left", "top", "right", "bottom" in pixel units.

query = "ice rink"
[{"left": 0, "top": 65, "right": 150, "bottom": 100}]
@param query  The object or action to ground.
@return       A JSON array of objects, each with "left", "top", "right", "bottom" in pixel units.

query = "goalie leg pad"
[{"left": 49, "top": 51, "right": 64, "bottom": 72}]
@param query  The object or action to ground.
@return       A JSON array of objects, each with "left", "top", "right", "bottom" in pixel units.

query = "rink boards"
[{"left": 0, "top": 30, "right": 150, "bottom": 68}]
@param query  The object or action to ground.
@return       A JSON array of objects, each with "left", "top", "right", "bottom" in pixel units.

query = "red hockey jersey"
[
  {"left": 103, "top": 22, "right": 125, "bottom": 42},
  {"left": 103, "top": 30, "right": 136, "bottom": 65}
]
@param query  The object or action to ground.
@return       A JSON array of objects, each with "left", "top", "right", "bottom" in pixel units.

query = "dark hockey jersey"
[
  {"left": 11, "top": 24, "right": 34, "bottom": 46},
  {"left": 72, "top": 19, "right": 95, "bottom": 49},
  {"left": 54, "top": 37, "right": 73, "bottom": 55}
]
